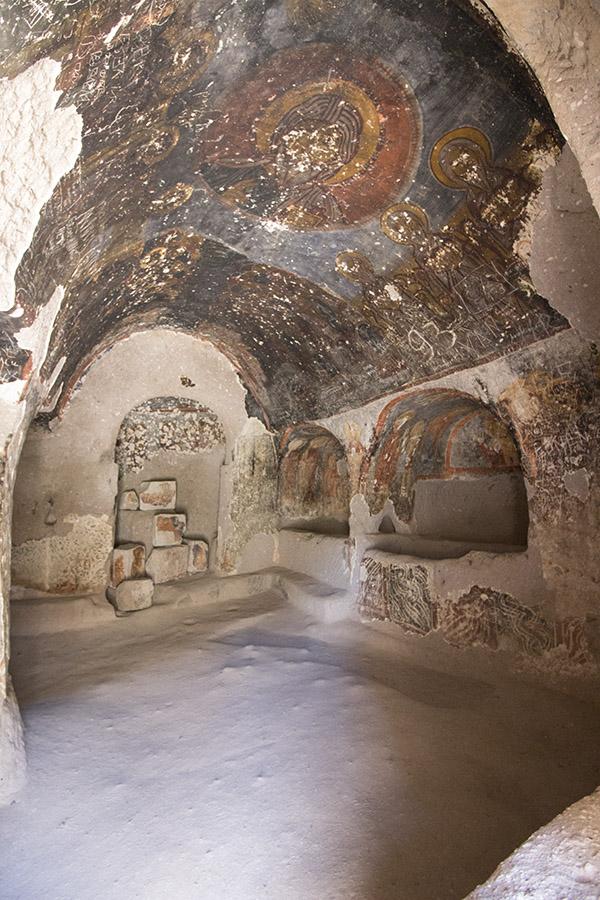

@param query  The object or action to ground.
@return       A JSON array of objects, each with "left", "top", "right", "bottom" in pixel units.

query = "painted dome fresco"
[{"left": 1, "top": 0, "right": 565, "bottom": 427}]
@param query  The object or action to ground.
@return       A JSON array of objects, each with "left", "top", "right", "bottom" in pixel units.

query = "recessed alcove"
[
  {"left": 363, "top": 389, "right": 529, "bottom": 553},
  {"left": 114, "top": 396, "right": 225, "bottom": 566},
  {"left": 278, "top": 424, "right": 350, "bottom": 536}
]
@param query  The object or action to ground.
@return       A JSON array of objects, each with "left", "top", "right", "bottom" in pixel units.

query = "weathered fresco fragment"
[
  {"left": 442, "top": 585, "right": 553, "bottom": 655},
  {"left": 498, "top": 341, "right": 600, "bottom": 602},
  {"left": 359, "top": 555, "right": 437, "bottom": 636},
  {"left": 278, "top": 424, "right": 349, "bottom": 531},
  {"left": 0, "top": 0, "right": 567, "bottom": 429},
  {"left": 359, "top": 556, "right": 596, "bottom": 667},
  {"left": 115, "top": 396, "right": 225, "bottom": 473}
]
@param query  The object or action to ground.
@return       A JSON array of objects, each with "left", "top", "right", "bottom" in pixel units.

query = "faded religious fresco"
[
  {"left": 115, "top": 397, "right": 225, "bottom": 473},
  {"left": 359, "top": 557, "right": 596, "bottom": 666},
  {"left": 360, "top": 556, "right": 436, "bottom": 636},
  {"left": 1, "top": 0, "right": 567, "bottom": 427},
  {"left": 278, "top": 424, "right": 349, "bottom": 529},
  {"left": 198, "top": 43, "right": 421, "bottom": 230},
  {"left": 361, "top": 388, "right": 522, "bottom": 520}
]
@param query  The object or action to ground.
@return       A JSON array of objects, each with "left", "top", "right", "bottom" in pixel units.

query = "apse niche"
[
  {"left": 278, "top": 424, "right": 350, "bottom": 535},
  {"left": 364, "top": 389, "right": 529, "bottom": 548},
  {"left": 114, "top": 397, "right": 226, "bottom": 570}
]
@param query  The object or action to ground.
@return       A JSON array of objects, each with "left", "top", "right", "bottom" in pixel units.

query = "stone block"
[
  {"left": 184, "top": 538, "right": 209, "bottom": 574},
  {"left": 116, "top": 510, "right": 155, "bottom": 557},
  {"left": 109, "top": 578, "right": 153, "bottom": 612},
  {"left": 118, "top": 489, "right": 138, "bottom": 510},
  {"left": 146, "top": 545, "right": 188, "bottom": 584},
  {"left": 111, "top": 542, "right": 146, "bottom": 586},
  {"left": 139, "top": 480, "right": 176, "bottom": 511},
  {"left": 153, "top": 513, "right": 186, "bottom": 547}
]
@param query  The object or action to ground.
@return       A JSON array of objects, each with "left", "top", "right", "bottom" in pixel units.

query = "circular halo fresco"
[{"left": 196, "top": 43, "right": 422, "bottom": 231}]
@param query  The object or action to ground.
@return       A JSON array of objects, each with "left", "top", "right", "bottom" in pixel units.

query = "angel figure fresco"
[
  {"left": 335, "top": 249, "right": 457, "bottom": 368},
  {"left": 334, "top": 251, "right": 400, "bottom": 333},
  {"left": 380, "top": 197, "right": 537, "bottom": 328},
  {"left": 379, "top": 202, "right": 474, "bottom": 322}
]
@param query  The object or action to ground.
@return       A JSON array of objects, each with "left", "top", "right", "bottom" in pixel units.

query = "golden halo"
[
  {"left": 335, "top": 249, "right": 374, "bottom": 282},
  {"left": 380, "top": 201, "right": 429, "bottom": 242},
  {"left": 255, "top": 79, "right": 380, "bottom": 186},
  {"left": 430, "top": 126, "right": 493, "bottom": 188}
]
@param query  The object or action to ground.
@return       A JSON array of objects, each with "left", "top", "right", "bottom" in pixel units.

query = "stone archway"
[
  {"left": 278, "top": 424, "right": 350, "bottom": 535},
  {"left": 362, "top": 388, "right": 528, "bottom": 547}
]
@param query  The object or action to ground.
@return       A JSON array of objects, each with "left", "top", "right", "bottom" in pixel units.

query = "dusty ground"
[{"left": 2, "top": 587, "right": 600, "bottom": 900}]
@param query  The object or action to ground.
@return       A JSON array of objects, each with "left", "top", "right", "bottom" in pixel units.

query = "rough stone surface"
[
  {"left": 138, "top": 480, "right": 177, "bottom": 511},
  {"left": 0, "top": 682, "right": 25, "bottom": 804},
  {"left": 469, "top": 787, "right": 600, "bottom": 898},
  {"left": 184, "top": 539, "right": 209, "bottom": 575},
  {"left": 110, "top": 543, "right": 145, "bottom": 587},
  {"left": 109, "top": 578, "right": 153, "bottom": 612},
  {"left": 476, "top": 0, "right": 600, "bottom": 218},
  {"left": 116, "top": 400, "right": 225, "bottom": 474},
  {"left": 528, "top": 146, "right": 600, "bottom": 343},
  {"left": 220, "top": 419, "right": 278, "bottom": 572},
  {"left": 146, "top": 546, "right": 189, "bottom": 584},
  {"left": 153, "top": 513, "right": 186, "bottom": 548},
  {"left": 0, "top": 58, "right": 82, "bottom": 313},
  {"left": 11, "top": 514, "right": 113, "bottom": 594}
]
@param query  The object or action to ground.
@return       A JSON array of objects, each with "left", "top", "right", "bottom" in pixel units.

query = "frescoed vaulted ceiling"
[{"left": 1, "top": 0, "right": 567, "bottom": 428}]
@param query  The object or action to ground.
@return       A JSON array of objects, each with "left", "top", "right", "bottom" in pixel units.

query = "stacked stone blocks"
[{"left": 110, "top": 481, "right": 209, "bottom": 606}]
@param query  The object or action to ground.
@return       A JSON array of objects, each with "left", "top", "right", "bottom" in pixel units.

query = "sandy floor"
[{"left": 2, "top": 588, "right": 600, "bottom": 900}]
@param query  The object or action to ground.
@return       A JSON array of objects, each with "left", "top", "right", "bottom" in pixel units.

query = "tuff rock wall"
[{"left": 0, "top": 59, "right": 81, "bottom": 803}]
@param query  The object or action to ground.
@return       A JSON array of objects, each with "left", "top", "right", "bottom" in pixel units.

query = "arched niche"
[
  {"left": 363, "top": 388, "right": 528, "bottom": 547},
  {"left": 114, "top": 397, "right": 226, "bottom": 557},
  {"left": 278, "top": 424, "right": 350, "bottom": 535},
  {"left": 10, "top": 330, "right": 248, "bottom": 594}
]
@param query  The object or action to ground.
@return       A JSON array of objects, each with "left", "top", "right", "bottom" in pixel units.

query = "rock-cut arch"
[
  {"left": 278, "top": 424, "right": 350, "bottom": 535},
  {"left": 362, "top": 388, "right": 528, "bottom": 546}
]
